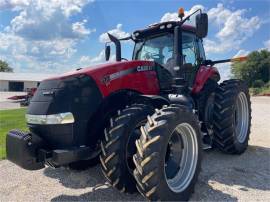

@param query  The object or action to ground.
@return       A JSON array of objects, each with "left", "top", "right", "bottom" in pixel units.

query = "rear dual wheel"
[
  {"left": 213, "top": 80, "right": 251, "bottom": 154},
  {"left": 133, "top": 105, "right": 202, "bottom": 201}
]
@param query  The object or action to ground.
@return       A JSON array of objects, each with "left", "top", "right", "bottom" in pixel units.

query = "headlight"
[{"left": 26, "top": 112, "right": 75, "bottom": 125}]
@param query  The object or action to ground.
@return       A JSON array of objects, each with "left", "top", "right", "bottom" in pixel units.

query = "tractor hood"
[
  {"left": 42, "top": 60, "right": 159, "bottom": 97},
  {"left": 45, "top": 60, "right": 155, "bottom": 81}
]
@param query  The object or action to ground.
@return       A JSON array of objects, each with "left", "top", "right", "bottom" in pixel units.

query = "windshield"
[
  {"left": 133, "top": 32, "right": 197, "bottom": 67},
  {"left": 133, "top": 33, "right": 174, "bottom": 66}
]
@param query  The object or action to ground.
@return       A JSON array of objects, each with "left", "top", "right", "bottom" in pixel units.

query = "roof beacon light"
[{"left": 178, "top": 7, "right": 185, "bottom": 19}]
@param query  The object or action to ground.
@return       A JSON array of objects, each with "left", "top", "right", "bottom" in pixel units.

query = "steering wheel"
[{"left": 144, "top": 52, "right": 159, "bottom": 60}]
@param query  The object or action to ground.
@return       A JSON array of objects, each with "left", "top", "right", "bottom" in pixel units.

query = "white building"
[{"left": 0, "top": 72, "right": 55, "bottom": 92}]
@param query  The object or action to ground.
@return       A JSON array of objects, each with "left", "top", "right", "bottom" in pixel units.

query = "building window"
[{"left": 9, "top": 81, "right": 24, "bottom": 92}]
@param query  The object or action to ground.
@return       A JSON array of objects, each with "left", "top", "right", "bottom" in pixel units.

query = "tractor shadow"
[
  {"left": 44, "top": 165, "right": 144, "bottom": 201},
  {"left": 43, "top": 165, "right": 104, "bottom": 189},
  {"left": 46, "top": 145, "right": 269, "bottom": 201}
]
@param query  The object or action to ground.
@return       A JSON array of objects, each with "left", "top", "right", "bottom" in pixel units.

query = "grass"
[
  {"left": 250, "top": 86, "right": 270, "bottom": 96},
  {"left": 0, "top": 108, "right": 28, "bottom": 159}
]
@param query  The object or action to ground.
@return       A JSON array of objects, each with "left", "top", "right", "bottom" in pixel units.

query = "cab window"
[
  {"left": 182, "top": 33, "right": 197, "bottom": 66},
  {"left": 198, "top": 39, "right": 206, "bottom": 60},
  {"left": 133, "top": 33, "right": 174, "bottom": 66}
]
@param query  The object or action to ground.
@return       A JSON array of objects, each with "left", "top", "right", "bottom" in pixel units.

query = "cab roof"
[{"left": 133, "top": 21, "right": 196, "bottom": 41}]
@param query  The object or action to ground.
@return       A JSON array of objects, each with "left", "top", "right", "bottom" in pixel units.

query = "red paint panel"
[
  {"left": 88, "top": 61, "right": 159, "bottom": 97},
  {"left": 192, "top": 65, "right": 220, "bottom": 94},
  {"left": 93, "top": 69, "right": 159, "bottom": 97}
]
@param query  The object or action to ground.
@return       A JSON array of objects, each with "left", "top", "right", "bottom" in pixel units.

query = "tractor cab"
[
  {"left": 132, "top": 24, "right": 206, "bottom": 88},
  {"left": 105, "top": 8, "right": 208, "bottom": 89}
]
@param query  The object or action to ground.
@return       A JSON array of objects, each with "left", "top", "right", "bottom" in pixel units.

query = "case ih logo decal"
[
  {"left": 101, "top": 66, "right": 154, "bottom": 86},
  {"left": 137, "top": 66, "right": 154, "bottom": 72}
]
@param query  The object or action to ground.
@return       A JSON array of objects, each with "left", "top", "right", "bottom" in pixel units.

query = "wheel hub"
[{"left": 165, "top": 134, "right": 184, "bottom": 179}]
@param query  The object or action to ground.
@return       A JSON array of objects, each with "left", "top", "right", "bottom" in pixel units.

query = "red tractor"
[{"left": 6, "top": 8, "right": 251, "bottom": 201}]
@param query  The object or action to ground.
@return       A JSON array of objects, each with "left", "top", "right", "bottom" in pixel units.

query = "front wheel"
[
  {"left": 100, "top": 104, "right": 154, "bottom": 193},
  {"left": 133, "top": 105, "right": 202, "bottom": 201}
]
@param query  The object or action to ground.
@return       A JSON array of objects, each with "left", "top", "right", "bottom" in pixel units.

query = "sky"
[{"left": 0, "top": 0, "right": 269, "bottom": 79}]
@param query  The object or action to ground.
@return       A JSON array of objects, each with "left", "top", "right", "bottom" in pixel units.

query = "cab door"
[{"left": 181, "top": 32, "right": 200, "bottom": 87}]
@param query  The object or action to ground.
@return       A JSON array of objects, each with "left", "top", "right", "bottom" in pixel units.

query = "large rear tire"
[
  {"left": 100, "top": 104, "right": 154, "bottom": 193},
  {"left": 213, "top": 79, "right": 251, "bottom": 154},
  {"left": 133, "top": 105, "right": 202, "bottom": 201}
]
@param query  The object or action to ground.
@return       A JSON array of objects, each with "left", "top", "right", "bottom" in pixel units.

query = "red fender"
[{"left": 192, "top": 66, "right": 220, "bottom": 94}]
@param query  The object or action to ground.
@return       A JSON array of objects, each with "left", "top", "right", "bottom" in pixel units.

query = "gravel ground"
[
  {"left": 0, "top": 97, "right": 269, "bottom": 201},
  {"left": 0, "top": 101, "right": 21, "bottom": 110},
  {"left": 0, "top": 92, "right": 26, "bottom": 110}
]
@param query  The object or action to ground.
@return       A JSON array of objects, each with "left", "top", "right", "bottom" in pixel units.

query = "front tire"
[
  {"left": 100, "top": 104, "right": 154, "bottom": 193},
  {"left": 133, "top": 105, "right": 202, "bottom": 201},
  {"left": 213, "top": 79, "right": 251, "bottom": 154}
]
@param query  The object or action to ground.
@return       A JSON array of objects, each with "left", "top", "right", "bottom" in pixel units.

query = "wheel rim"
[
  {"left": 235, "top": 92, "right": 249, "bottom": 143},
  {"left": 164, "top": 123, "right": 198, "bottom": 193}
]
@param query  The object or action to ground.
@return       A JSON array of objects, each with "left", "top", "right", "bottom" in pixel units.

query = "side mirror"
[
  {"left": 105, "top": 44, "right": 111, "bottom": 61},
  {"left": 196, "top": 13, "right": 208, "bottom": 38}
]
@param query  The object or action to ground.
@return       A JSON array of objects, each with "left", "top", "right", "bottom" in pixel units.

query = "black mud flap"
[{"left": 6, "top": 130, "right": 45, "bottom": 170}]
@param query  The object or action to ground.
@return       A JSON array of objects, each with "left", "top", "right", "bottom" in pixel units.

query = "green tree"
[
  {"left": 0, "top": 60, "right": 13, "bottom": 72},
  {"left": 231, "top": 50, "right": 270, "bottom": 87}
]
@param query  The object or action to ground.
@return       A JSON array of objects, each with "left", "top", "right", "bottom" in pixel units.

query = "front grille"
[{"left": 27, "top": 74, "right": 103, "bottom": 148}]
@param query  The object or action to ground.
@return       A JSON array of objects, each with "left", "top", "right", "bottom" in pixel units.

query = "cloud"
[
  {"left": 0, "top": 0, "right": 95, "bottom": 72},
  {"left": 215, "top": 63, "right": 232, "bottom": 81},
  {"left": 233, "top": 49, "right": 250, "bottom": 58},
  {"left": 99, "top": 24, "right": 130, "bottom": 43},
  {"left": 204, "top": 3, "right": 261, "bottom": 54},
  {"left": 0, "top": 0, "right": 93, "bottom": 16},
  {"left": 72, "top": 20, "right": 96, "bottom": 37},
  {"left": 160, "top": 5, "right": 205, "bottom": 23},
  {"left": 0, "top": 0, "right": 30, "bottom": 10},
  {"left": 5, "top": 1, "right": 94, "bottom": 40},
  {"left": 79, "top": 50, "right": 116, "bottom": 66},
  {"left": 264, "top": 39, "right": 270, "bottom": 50},
  {"left": 0, "top": 32, "right": 78, "bottom": 72},
  {"left": 160, "top": 4, "right": 261, "bottom": 56},
  {"left": 79, "top": 52, "right": 104, "bottom": 65}
]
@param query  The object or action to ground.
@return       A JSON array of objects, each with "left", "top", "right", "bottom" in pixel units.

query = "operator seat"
[
  {"left": 164, "top": 55, "right": 187, "bottom": 76},
  {"left": 164, "top": 57, "right": 196, "bottom": 89}
]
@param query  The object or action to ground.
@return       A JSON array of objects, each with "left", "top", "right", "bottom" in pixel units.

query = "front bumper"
[{"left": 6, "top": 130, "right": 94, "bottom": 170}]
